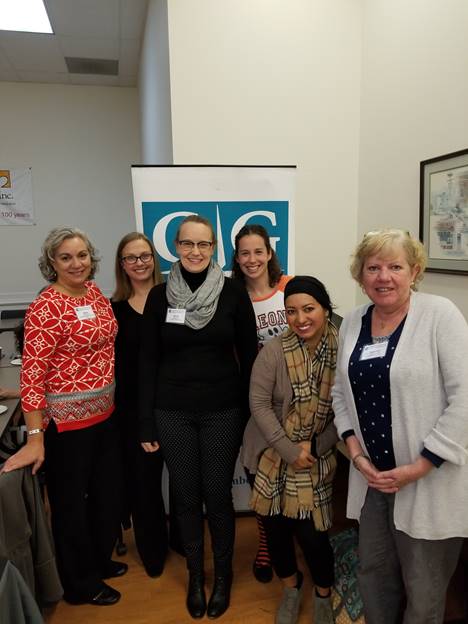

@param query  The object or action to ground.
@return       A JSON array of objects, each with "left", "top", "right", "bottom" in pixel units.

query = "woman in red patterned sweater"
[{"left": 3, "top": 227, "right": 125, "bottom": 607}]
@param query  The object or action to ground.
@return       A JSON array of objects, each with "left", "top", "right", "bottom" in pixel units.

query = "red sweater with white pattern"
[{"left": 20, "top": 282, "right": 117, "bottom": 432}]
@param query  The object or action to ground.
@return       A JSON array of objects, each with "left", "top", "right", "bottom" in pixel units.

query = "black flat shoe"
[
  {"left": 252, "top": 561, "right": 273, "bottom": 583},
  {"left": 115, "top": 538, "right": 127, "bottom": 556},
  {"left": 64, "top": 582, "right": 121, "bottom": 606},
  {"left": 90, "top": 583, "right": 121, "bottom": 606},
  {"left": 144, "top": 562, "right": 165, "bottom": 578},
  {"left": 186, "top": 572, "right": 206, "bottom": 619},
  {"left": 115, "top": 543, "right": 127, "bottom": 556},
  {"left": 102, "top": 560, "right": 128, "bottom": 579},
  {"left": 207, "top": 574, "right": 232, "bottom": 619}
]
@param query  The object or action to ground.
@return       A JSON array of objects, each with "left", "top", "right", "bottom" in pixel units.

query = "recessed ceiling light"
[{"left": 0, "top": 0, "right": 53, "bottom": 34}]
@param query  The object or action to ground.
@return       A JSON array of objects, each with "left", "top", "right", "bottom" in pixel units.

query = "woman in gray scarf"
[{"left": 139, "top": 215, "right": 258, "bottom": 620}]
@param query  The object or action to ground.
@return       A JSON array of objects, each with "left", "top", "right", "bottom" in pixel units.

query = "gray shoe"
[
  {"left": 314, "top": 593, "right": 334, "bottom": 624},
  {"left": 275, "top": 574, "right": 303, "bottom": 624}
]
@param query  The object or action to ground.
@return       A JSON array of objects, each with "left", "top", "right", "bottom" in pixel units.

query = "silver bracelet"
[
  {"left": 352, "top": 452, "right": 371, "bottom": 469},
  {"left": 27, "top": 428, "right": 45, "bottom": 436}
]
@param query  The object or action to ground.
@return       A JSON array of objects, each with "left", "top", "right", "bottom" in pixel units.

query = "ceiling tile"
[
  {"left": 17, "top": 71, "right": 71, "bottom": 84},
  {"left": 0, "top": 48, "right": 14, "bottom": 72},
  {"left": 45, "top": 0, "right": 119, "bottom": 38},
  {"left": 69, "top": 73, "right": 120, "bottom": 86},
  {"left": 57, "top": 35, "right": 119, "bottom": 60},
  {"left": 0, "top": 32, "right": 66, "bottom": 72},
  {"left": 0, "top": 68, "right": 19, "bottom": 81},
  {"left": 119, "top": 74, "right": 137, "bottom": 87},
  {"left": 0, "top": 1, "right": 146, "bottom": 87},
  {"left": 120, "top": 0, "right": 148, "bottom": 38},
  {"left": 119, "top": 38, "right": 140, "bottom": 75}
]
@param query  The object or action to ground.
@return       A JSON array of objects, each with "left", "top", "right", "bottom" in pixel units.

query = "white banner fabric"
[
  {"left": 131, "top": 165, "right": 295, "bottom": 275},
  {"left": 131, "top": 165, "right": 296, "bottom": 511},
  {"left": 0, "top": 168, "right": 35, "bottom": 225}
]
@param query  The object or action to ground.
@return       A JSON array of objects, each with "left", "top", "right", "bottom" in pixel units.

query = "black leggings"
[
  {"left": 262, "top": 514, "right": 334, "bottom": 587},
  {"left": 246, "top": 471, "right": 334, "bottom": 587},
  {"left": 155, "top": 407, "right": 244, "bottom": 575}
]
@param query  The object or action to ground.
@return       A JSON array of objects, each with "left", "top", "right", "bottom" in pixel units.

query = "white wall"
[
  {"left": 3, "top": 2, "right": 467, "bottom": 317},
  {"left": 167, "top": 0, "right": 363, "bottom": 314},
  {"left": 0, "top": 82, "right": 140, "bottom": 305},
  {"left": 358, "top": 0, "right": 468, "bottom": 317}
]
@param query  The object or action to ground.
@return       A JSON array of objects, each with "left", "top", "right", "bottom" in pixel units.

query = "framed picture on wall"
[{"left": 419, "top": 148, "right": 468, "bottom": 275}]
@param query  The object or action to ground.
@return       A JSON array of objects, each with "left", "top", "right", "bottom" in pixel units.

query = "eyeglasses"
[
  {"left": 177, "top": 240, "right": 213, "bottom": 251},
  {"left": 121, "top": 252, "right": 154, "bottom": 265}
]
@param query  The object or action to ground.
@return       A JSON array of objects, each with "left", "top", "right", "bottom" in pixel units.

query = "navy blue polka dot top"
[{"left": 348, "top": 305, "right": 406, "bottom": 471}]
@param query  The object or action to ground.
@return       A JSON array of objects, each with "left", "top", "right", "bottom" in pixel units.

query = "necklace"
[
  {"left": 53, "top": 282, "right": 88, "bottom": 298},
  {"left": 373, "top": 302, "right": 409, "bottom": 331},
  {"left": 375, "top": 312, "right": 388, "bottom": 330}
]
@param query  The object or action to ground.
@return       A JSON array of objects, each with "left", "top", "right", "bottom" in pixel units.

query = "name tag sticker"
[
  {"left": 360, "top": 341, "right": 388, "bottom": 360},
  {"left": 166, "top": 308, "right": 186, "bottom": 324},
  {"left": 75, "top": 305, "right": 95, "bottom": 321}
]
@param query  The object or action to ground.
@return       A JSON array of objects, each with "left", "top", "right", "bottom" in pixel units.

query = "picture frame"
[{"left": 419, "top": 148, "right": 468, "bottom": 275}]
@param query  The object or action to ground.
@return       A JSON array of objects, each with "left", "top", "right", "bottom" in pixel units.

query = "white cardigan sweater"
[{"left": 332, "top": 292, "right": 468, "bottom": 539}]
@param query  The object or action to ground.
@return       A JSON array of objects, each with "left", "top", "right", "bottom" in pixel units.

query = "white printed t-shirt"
[{"left": 252, "top": 275, "right": 291, "bottom": 347}]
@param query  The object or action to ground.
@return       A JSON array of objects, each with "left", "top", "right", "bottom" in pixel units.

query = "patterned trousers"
[{"left": 155, "top": 406, "right": 244, "bottom": 575}]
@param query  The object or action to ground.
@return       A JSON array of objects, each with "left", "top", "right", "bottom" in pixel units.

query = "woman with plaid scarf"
[{"left": 242, "top": 275, "right": 339, "bottom": 624}]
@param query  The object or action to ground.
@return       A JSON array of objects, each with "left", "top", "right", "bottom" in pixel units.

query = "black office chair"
[
  {"left": 331, "top": 312, "right": 343, "bottom": 329},
  {"left": 0, "top": 310, "right": 26, "bottom": 320}
]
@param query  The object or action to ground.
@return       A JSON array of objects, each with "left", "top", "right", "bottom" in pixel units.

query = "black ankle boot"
[
  {"left": 207, "top": 573, "right": 232, "bottom": 619},
  {"left": 186, "top": 572, "right": 206, "bottom": 619}
]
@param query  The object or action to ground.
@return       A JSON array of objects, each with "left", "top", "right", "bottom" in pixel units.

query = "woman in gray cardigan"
[
  {"left": 242, "top": 276, "right": 339, "bottom": 624},
  {"left": 332, "top": 229, "right": 468, "bottom": 624}
]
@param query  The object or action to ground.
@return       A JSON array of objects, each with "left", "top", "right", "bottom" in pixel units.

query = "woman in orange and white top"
[{"left": 232, "top": 223, "right": 291, "bottom": 583}]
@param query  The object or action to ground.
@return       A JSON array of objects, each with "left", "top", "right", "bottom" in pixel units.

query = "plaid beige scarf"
[{"left": 251, "top": 320, "right": 338, "bottom": 529}]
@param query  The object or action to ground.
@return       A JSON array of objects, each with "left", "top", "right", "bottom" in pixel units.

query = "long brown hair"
[
  {"left": 231, "top": 224, "right": 282, "bottom": 287},
  {"left": 112, "top": 232, "right": 163, "bottom": 302}
]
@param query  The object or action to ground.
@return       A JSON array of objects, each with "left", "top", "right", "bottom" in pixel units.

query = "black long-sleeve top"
[
  {"left": 138, "top": 273, "right": 258, "bottom": 442},
  {"left": 112, "top": 299, "right": 141, "bottom": 415}
]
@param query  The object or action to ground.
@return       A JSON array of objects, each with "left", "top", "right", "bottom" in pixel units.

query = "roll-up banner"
[
  {"left": 0, "top": 168, "right": 35, "bottom": 225},
  {"left": 131, "top": 165, "right": 296, "bottom": 511}
]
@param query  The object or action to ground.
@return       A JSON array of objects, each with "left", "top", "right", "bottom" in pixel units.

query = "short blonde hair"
[
  {"left": 350, "top": 229, "right": 427, "bottom": 290},
  {"left": 175, "top": 215, "right": 216, "bottom": 245},
  {"left": 39, "top": 227, "right": 100, "bottom": 282}
]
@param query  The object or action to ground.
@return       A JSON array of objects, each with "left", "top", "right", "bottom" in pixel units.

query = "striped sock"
[{"left": 255, "top": 514, "right": 271, "bottom": 567}]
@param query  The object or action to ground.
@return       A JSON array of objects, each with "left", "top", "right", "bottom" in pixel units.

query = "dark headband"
[{"left": 284, "top": 276, "right": 332, "bottom": 316}]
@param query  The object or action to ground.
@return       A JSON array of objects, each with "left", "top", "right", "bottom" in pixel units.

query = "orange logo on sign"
[{"left": 0, "top": 171, "right": 12, "bottom": 188}]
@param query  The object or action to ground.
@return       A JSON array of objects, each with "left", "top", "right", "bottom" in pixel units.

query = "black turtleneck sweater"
[
  {"left": 180, "top": 264, "right": 209, "bottom": 291},
  {"left": 138, "top": 266, "right": 258, "bottom": 442}
]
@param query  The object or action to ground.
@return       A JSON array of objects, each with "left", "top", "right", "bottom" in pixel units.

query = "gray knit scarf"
[{"left": 166, "top": 260, "right": 225, "bottom": 330}]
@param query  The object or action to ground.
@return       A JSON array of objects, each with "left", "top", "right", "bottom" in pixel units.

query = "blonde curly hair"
[{"left": 350, "top": 229, "right": 427, "bottom": 290}]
